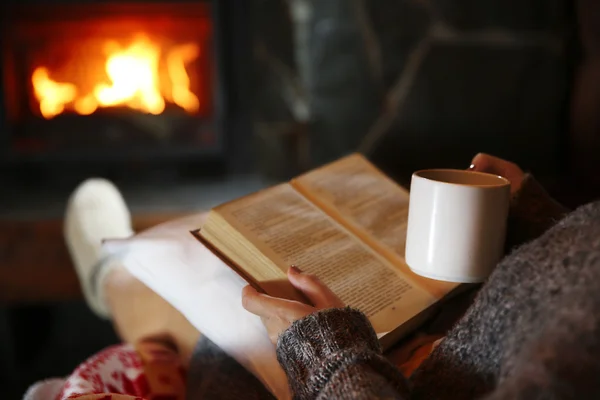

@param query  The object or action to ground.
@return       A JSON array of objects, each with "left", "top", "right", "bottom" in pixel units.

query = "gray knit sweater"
[{"left": 188, "top": 177, "right": 600, "bottom": 399}]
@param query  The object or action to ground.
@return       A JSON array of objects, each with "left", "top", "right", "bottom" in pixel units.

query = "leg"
[
  {"left": 64, "top": 178, "right": 200, "bottom": 366},
  {"left": 103, "top": 267, "right": 200, "bottom": 366}
]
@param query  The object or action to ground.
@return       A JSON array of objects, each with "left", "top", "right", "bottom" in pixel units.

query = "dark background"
[{"left": 2, "top": 0, "right": 600, "bottom": 398}]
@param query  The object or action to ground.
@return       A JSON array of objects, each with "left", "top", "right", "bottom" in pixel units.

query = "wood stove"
[{"left": 0, "top": 0, "right": 252, "bottom": 171}]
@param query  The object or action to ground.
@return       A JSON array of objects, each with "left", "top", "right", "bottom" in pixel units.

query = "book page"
[
  {"left": 294, "top": 154, "right": 410, "bottom": 257},
  {"left": 215, "top": 184, "right": 436, "bottom": 333},
  {"left": 292, "top": 154, "right": 458, "bottom": 298}
]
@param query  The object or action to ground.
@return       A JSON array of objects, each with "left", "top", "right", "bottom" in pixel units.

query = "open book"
[{"left": 195, "top": 153, "right": 459, "bottom": 349}]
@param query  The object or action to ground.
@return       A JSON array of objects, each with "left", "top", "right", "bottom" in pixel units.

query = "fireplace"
[{"left": 0, "top": 1, "right": 252, "bottom": 170}]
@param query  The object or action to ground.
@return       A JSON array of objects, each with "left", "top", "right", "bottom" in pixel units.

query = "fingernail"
[{"left": 290, "top": 265, "right": 302, "bottom": 273}]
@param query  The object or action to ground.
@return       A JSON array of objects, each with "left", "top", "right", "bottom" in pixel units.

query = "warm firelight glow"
[
  {"left": 168, "top": 44, "right": 201, "bottom": 115},
  {"left": 31, "top": 34, "right": 201, "bottom": 119},
  {"left": 32, "top": 68, "right": 77, "bottom": 118}
]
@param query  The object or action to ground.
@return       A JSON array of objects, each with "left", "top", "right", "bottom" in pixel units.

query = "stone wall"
[{"left": 253, "top": 0, "right": 572, "bottom": 184}]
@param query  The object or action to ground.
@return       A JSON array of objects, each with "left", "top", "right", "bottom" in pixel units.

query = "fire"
[
  {"left": 32, "top": 68, "right": 77, "bottom": 118},
  {"left": 31, "top": 35, "right": 201, "bottom": 119}
]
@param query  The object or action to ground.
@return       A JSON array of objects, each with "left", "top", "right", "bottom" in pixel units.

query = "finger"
[
  {"left": 288, "top": 266, "right": 344, "bottom": 308},
  {"left": 242, "top": 285, "right": 274, "bottom": 316},
  {"left": 471, "top": 152, "right": 522, "bottom": 177},
  {"left": 242, "top": 285, "right": 311, "bottom": 318},
  {"left": 470, "top": 153, "right": 525, "bottom": 194},
  {"left": 470, "top": 153, "right": 503, "bottom": 174}
]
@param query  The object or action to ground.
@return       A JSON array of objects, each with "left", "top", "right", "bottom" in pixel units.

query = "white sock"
[{"left": 64, "top": 178, "right": 133, "bottom": 318}]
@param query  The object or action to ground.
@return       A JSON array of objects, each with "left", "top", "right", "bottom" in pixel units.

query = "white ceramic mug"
[{"left": 405, "top": 169, "right": 511, "bottom": 283}]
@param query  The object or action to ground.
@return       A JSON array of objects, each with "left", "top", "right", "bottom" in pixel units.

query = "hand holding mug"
[
  {"left": 405, "top": 155, "right": 513, "bottom": 283},
  {"left": 469, "top": 153, "right": 525, "bottom": 196}
]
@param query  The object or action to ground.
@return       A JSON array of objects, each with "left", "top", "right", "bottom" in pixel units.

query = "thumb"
[{"left": 287, "top": 266, "right": 344, "bottom": 309}]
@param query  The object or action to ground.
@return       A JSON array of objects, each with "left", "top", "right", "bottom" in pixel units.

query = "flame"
[
  {"left": 168, "top": 43, "right": 201, "bottom": 115},
  {"left": 31, "top": 35, "right": 200, "bottom": 119},
  {"left": 32, "top": 68, "right": 77, "bottom": 119}
]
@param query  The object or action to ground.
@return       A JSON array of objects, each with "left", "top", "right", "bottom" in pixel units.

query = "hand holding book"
[
  {"left": 242, "top": 265, "right": 344, "bottom": 345},
  {"left": 195, "top": 153, "right": 460, "bottom": 350}
]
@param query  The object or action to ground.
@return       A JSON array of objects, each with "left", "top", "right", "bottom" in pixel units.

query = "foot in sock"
[{"left": 64, "top": 178, "right": 134, "bottom": 318}]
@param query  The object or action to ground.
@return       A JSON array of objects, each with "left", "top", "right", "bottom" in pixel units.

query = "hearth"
[{"left": 0, "top": 1, "right": 252, "bottom": 170}]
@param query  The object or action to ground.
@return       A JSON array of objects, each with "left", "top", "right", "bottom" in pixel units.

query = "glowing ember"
[{"left": 31, "top": 34, "right": 201, "bottom": 119}]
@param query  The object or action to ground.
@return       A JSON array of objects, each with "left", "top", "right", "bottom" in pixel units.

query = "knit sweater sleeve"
[
  {"left": 505, "top": 174, "right": 570, "bottom": 249},
  {"left": 276, "top": 307, "right": 409, "bottom": 399}
]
